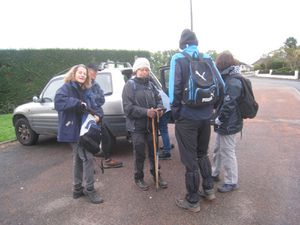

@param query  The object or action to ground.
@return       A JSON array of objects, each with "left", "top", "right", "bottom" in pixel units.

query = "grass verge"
[{"left": 0, "top": 114, "right": 16, "bottom": 142}]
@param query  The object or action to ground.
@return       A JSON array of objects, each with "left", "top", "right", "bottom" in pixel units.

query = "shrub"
[{"left": 272, "top": 67, "right": 295, "bottom": 75}]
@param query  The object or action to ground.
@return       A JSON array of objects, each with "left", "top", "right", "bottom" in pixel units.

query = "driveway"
[{"left": 0, "top": 78, "right": 299, "bottom": 225}]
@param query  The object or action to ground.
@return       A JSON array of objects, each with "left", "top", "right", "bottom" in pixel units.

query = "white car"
[{"left": 12, "top": 63, "right": 166, "bottom": 152}]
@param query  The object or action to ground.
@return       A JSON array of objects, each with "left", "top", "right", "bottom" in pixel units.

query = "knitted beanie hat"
[
  {"left": 179, "top": 29, "right": 198, "bottom": 50},
  {"left": 132, "top": 58, "right": 151, "bottom": 73}
]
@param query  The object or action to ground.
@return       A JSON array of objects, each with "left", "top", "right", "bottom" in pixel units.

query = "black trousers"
[
  {"left": 131, "top": 132, "right": 160, "bottom": 180},
  {"left": 175, "top": 118, "right": 213, "bottom": 204}
]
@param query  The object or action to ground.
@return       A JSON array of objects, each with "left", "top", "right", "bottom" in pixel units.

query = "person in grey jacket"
[
  {"left": 212, "top": 51, "right": 243, "bottom": 193},
  {"left": 122, "top": 57, "right": 167, "bottom": 191}
]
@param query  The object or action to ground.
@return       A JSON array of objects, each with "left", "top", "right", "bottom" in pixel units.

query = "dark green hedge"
[{"left": 0, "top": 49, "right": 150, "bottom": 113}]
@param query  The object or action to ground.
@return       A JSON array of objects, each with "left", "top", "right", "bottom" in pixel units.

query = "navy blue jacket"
[
  {"left": 169, "top": 45, "right": 225, "bottom": 121},
  {"left": 54, "top": 81, "right": 103, "bottom": 142}
]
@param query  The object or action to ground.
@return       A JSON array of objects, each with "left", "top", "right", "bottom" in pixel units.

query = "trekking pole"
[{"left": 152, "top": 115, "right": 159, "bottom": 190}]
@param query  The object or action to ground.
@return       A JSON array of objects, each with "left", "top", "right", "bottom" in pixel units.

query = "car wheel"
[
  {"left": 100, "top": 125, "right": 115, "bottom": 155},
  {"left": 15, "top": 118, "right": 39, "bottom": 145}
]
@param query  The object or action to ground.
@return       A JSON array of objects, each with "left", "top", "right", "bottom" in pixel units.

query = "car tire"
[
  {"left": 100, "top": 125, "right": 115, "bottom": 155},
  {"left": 15, "top": 118, "right": 39, "bottom": 145}
]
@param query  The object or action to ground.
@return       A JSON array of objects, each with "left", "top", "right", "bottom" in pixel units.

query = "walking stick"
[{"left": 152, "top": 114, "right": 159, "bottom": 190}]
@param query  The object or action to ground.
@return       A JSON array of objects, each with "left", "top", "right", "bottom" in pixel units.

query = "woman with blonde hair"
[{"left": 55, "top": 64, "right": 104, "bottom": 204}]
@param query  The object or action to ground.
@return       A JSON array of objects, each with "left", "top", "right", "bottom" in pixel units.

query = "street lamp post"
[{"left": 190, "top": 0, "right": 193, "bottom": 31}]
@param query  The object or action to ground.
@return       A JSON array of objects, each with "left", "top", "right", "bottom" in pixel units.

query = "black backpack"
[
  {"left": 233, "top": 75, "right": 259, "bottom": 119},
  {"left": 181, "top": 51, "right": 219, "bottom": 107}
]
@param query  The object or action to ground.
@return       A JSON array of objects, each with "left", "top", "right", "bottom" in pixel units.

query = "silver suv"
[{"left": 12, "top": 63, "right": 165, "bottom": 152}]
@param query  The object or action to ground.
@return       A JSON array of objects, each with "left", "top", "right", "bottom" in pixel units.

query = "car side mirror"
[{"left": 32, "top": 96, "right": 40, "bottom": 103}]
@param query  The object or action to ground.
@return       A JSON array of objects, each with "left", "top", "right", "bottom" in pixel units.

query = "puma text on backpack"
[
  {"left": 233, "top": 75, "right": 259, "bottom": 119},
  {"left": 181, "top": 51, "right": 219, "bottom": 107}
]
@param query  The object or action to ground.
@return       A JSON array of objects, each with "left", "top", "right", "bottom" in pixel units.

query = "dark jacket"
[
  {"left": 214, "top": 66, "right": 243, "bottom": 135},
  {"left": 169, "top": 45, "right": 225, "bottom": 121},
  {"left": 91, "top": 80, "right": 105, "bottom": 117},
  {"left": 122, "top": 77, "right": 163, "bottom": 133},
  {"left": 54, "top": 81, "right": 102, "bottom": 142}
]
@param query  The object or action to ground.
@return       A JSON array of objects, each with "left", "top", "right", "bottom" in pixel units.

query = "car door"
[{"left": 29, "top": 76, "right": 64, "bottom": 134}]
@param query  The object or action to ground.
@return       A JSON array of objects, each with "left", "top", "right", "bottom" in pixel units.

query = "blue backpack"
[{"left": 181, "top": 51, "right": 220, "bottom": 107}]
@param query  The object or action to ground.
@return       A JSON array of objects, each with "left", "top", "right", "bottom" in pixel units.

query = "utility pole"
[{"left": 190, "top": 0, "right": 193, "bottom": 31}]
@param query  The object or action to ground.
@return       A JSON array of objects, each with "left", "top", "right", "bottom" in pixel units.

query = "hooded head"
[
  {"left": 179, "top": 29, "right": 198, "bottom": 50},
  {"left": 132, "top": 57, "right": 151, "bottom": 74}
]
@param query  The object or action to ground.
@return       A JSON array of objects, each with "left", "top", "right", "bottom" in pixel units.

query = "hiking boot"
[
  {"left": 94, "top": 151, "right": 105, "bottom": 158},
  {"left": 198, "top": 189, "right": 216, "bottom": 201},
  {"left": 153, "top": 176, "right": 168, "bottom": 189},
  {"left": 175, "top": 198, "right": 200, "bottom": 213},
  {"left": 218, "top": 183, "right": 239, "bottom": 193},
  {"left": 83, "top": 189, "right": 104, "bottom": 204},
  {"left": 159, "top": 151, "right": 171, "bottom": 160},
  {"left": 160, "top": 144, "right": 174, "bottom": 150},
  {"left": 103, "top": 158, "right": 123, "bottom": 169},
  {"left": 73, "top": 185, "right": 84, "bottom": 199},
  {"left": 135, "top": 179, "right": 150, "bottom": 191},
  {"left": 212, "top": 175, "right": 220, "bottom": 182}
]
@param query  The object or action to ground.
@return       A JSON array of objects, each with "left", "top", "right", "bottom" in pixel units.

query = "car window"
[
  {"left": 149, "top": 72, "right": 163, "bottom": 90},
  {"left": 42, "top": 77, "right": 64, "bottom": 102},
  {"left": 96, "top": 73, "right": 112, "bottom": 95}
]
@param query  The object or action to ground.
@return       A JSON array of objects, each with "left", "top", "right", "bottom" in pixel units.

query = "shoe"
[
  {"left": 153, "top": 176, "right": 168, "bottom": 189},
  {"left": 159, "top": 152, "right": 171, "bottom": 160},
  {"left": 83, "top": 189, "right": 104, "bottom": 204},
  {"left": 212, "top": 175, "right": 220, "bottom": 182},
  {"left": 73, "top": 186, "right": 84, "bottom": 199},
  {"left": 135, "top": 179, "right": 150, "bottom": 191},
  {"left": 218, "top": 183, "right": 239, "bottom": 193},
  {"left": 198, "top": 189, "right": 216, "bottom": 201},
  {"left": 94, "top": 151, "right": 105, "bottom": 158},
  {"left": 175, "top": 198, "right": 200, "bottom": 213},
  {"left": 160, "top": 144, "right": 174, "bottom": 150},
  {"left": 103, "top": 158, "right": 123, "bottom": 169}
]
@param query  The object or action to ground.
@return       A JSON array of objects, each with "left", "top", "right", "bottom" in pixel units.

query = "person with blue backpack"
[{"left": 169, "top": 29, "right": 225, "bottom": 212}]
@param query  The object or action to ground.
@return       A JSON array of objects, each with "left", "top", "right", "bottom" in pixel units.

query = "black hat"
[
  {"left": 86, "top": 63, "right": 98, "bottom": 72},
  {"left": 179, "top": 29, "right": 198, "bottom": 50}
]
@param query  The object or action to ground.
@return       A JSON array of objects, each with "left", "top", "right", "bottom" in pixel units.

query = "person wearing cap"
[
  {"left": 86, "top": 63, "right": 123, "bottom": 169},
  {"left": 169, "top": 29, "right": 225, "bottom": 212},
  {"left": 122, "top": 57, "right": 168, "bottom": 191}
]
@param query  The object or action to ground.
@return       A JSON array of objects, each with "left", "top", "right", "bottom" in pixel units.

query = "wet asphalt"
[{"left": 0, "top": 77, "right": 300, "bottom": 225}]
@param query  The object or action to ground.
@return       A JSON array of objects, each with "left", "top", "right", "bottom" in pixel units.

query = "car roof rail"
[{"left": 98, "top": 60, "right": 132, "bottom": 71}]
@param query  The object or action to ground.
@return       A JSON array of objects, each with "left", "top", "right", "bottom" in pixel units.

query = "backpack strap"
[{"left": 181, "top": 51, "right": 203, "bottom": 61}]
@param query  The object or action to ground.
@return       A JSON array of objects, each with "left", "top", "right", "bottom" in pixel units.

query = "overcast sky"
[{"left": 1, "top": 0, "right": 299, "bottom": 64}]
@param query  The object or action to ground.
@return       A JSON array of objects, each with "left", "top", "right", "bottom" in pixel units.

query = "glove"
[
  {"left": 215, "top": 117, "right": 222, "bottom": 126},
  {"left": 81, "top": 102, "right": 87, "bottom": 109},
  {"left": 156, "top": 108, "right": 164, "bottom": 117},
  {"left": 147, "top": 108, "right": 157, "bottom": 118},
  {"left": 78, "top": 101, "right": 87, "bottom": 114}
]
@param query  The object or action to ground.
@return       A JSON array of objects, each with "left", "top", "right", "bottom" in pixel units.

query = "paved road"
[{"left": 1, "top": 78, "right": 300, "bottom": 225}]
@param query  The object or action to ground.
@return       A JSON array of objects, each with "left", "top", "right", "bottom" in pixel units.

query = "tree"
[
  {"left": 150, "top": 50, "right": 177, "bottom": 75},
  {"left": 206, "top": 50, "right": 218, "bottom": 60},
  {"left": 284, "top": 37, "right": 297, "bottom": 49},
  {"left": 284, "top": 37, "right": 299, "bottom": 71}
]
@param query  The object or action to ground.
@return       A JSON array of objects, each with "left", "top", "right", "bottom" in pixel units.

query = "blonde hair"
[{"left": 64, "top": 64, "right": 91, "bottom": 89}]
